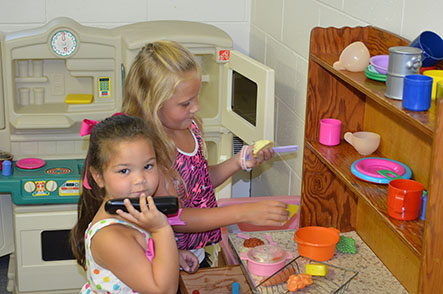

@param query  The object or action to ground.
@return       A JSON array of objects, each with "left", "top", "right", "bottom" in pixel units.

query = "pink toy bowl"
[
  {"left": 355, "top": 158, "right": 405, "bottom": 178},
  {"left": 370, "top": 55, "right": 389, "bottom": 74},
  {"left": 239, "top": 244, "right": 293, "bottom": 277}
]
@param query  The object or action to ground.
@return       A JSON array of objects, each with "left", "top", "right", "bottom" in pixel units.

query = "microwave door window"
[{"left": 231, "top": 70, "right": 257, "bottom": 127}]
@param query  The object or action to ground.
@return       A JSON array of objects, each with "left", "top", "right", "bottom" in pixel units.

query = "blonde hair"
[{"left": 122, "top": 40, "right": 203, "bottom": 160}]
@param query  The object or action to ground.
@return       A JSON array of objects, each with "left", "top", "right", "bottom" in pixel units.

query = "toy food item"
[
  {"left": 286, "top": 273, "right": 313, "bottom": 292},
  {"left": 253, "top": 139, "right": 274, "bottom": 155},
  {"left": 336, "top": 236, "right": 357, "bottom": 254},
  {"left": 243, "top": 237, "right": 265, "bottom": 248},
  {"left": 305, "top": 263, "right": 328, "bottom": 276},
  {"left": 260, "top": 266, "right": 296, "bottom": 286}
]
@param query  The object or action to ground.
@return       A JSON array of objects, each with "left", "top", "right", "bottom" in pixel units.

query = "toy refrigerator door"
[{"left": 221, "top": 50, "right": 274, "bottom": 145}]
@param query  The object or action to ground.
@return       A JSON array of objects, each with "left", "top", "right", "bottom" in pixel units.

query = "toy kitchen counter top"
[
  {"left": 227, "top": 230, "right": 408, "bottom": 294},
  {"left": 0, "top": 158, "right": 83, "bottom": 205}
]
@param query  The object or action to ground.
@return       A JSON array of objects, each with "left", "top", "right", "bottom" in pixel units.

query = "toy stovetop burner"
[{"left": 0, "top": 158, "right": 84, "bottom": 205}]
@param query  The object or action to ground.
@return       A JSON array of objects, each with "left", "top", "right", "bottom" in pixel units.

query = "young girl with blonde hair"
[{"left": 122, "top": 41, "right": 289, "bottom": 266}]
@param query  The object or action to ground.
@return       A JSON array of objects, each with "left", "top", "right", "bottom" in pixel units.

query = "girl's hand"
[
  {"left": 117, "top": 194, "right": 170, "bottom": 233},
  {"left": 242, "top": 200, "right": 289, "bottom": 226},
  {"left": 179, "top": 250, "right": 200, "bottom": 273},
  {"left": 244, "top": 144, "right": 275, "bottom": 170}
]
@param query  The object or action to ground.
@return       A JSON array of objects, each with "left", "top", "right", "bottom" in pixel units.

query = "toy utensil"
[
  {"left": 236, "top": 232, "right": 251, "bottom": 240},
  {"left": 265, "top": 233, "right": 278, "bottom": 246},
  {"left": 246, "top": 140, "right": 298, "bottom": 160},
  {"left": 273, "top": 145, "right": 299, "bottom": 153},
  {"left": 377, "top": 169, "right": 403, "bottom": 180},
  {"left": 232, "top": 282, "right": 240, "bottom": 294}
]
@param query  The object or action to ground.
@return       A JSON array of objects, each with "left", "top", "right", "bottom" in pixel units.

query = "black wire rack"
[{"left": 243, "top": 256, "right": 358, "bottom": 294}]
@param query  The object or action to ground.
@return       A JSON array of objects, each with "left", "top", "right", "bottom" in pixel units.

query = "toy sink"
[{"left": 218, "top": 195, "right": 301, "bottom": 265}]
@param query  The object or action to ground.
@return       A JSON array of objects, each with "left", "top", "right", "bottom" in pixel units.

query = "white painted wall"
[
  {"left": 0, "top": 0, "right": 251, "bottom": 53},
  {"left": 1, "top": 0, "right": 442, "bottom": 197},
  {"left": 249, "top": 0, "right": 443, "bottom": 196}
]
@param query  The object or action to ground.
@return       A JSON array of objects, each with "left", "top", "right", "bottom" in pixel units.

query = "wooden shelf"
[
  {"left": 311, "top": 54, "right": 436, "bottom": 137},
  {"left": 301, "top": 25, "right": 443, "bottom": 293},
  {"left": 306, "top": 140, "right": 423, "bottom": 257}
]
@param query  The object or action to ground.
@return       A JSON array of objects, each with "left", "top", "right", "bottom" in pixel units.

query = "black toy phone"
[{"left": 105, "top": 196, "right": 179, "bottom": 215}]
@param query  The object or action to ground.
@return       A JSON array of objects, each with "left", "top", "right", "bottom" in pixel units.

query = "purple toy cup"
[{"left": 319, "top": 118, "right": 342, "bottom": 146}]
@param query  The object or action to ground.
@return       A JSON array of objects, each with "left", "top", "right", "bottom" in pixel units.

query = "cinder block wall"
[{"left": 249, "top": 0, "right": 443, "bottom": 196}]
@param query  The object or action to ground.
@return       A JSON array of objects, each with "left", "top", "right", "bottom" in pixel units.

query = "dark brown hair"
[{"left": 70, "top": 114, "right": 174, "bottom": 268}]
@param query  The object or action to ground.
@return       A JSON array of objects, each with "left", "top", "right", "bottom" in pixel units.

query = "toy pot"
[
  {"left": 293, "top": 226, "right": 340, "bottom": 261},
  {"left": 239, "top": 244, "right": 293, "bottom": 277}
]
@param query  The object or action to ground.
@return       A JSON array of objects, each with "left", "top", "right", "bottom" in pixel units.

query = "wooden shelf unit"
[{"left": 300, "top": 26, "right": 443, "bottom": 294}]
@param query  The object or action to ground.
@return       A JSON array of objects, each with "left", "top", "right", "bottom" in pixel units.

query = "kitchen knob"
[
  {"left": 46, "top": 180, "right": 57, "bottom": 192},
  {"left": 24, "top": 181, "right": 36, "bottom": 193}
]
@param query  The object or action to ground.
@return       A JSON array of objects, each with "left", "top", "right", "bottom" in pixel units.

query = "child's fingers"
[
  {"left": 138, "top": 194, "right": 148, "bottom": 213},
  {"left": 123, "top": 198, "right": 138, "bottom": 215},
  {"left": 257, "top": 148, "right": 274, "bottom": 161},
  {"left": 146, "top": 196, "right": 159, "bottom": 212},
  {"left": 116, "top": 208, "right": 138, "bottom": 223},
  {"left": 271, "top": 205, "right": 290, "bottom": 219},
  {"left": 264, "top": 200, "right": 288, "bottom": 208}
]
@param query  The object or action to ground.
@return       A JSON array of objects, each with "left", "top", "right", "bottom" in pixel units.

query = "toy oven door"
[{"left": 13, "top": 204, "right": 85, "bottom": 292}]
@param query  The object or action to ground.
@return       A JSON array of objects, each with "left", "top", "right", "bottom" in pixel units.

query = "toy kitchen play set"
[{"left": 0, "top": 17, "right": 276, "bottom": 294}]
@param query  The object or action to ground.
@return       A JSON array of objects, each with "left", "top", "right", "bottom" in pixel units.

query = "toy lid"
[{"left": 247, "top": 244, "right": 287, "bottom": 264}]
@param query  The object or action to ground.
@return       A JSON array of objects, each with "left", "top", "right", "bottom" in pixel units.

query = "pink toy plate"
[
  {"left": 16, "top": 158, "right": 46, "bottom": 169},
  {"left": 355, "top": 158, "right": 405, "bottom": 178},
  {"left": 351, "top": 157, "right": 412, "bottom": 184}
]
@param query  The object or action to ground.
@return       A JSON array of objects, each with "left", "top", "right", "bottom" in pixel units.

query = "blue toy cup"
[
  {"left": 402, "top": 75, "right": 433, "bottom": 111},
  {"left": 409, "top": 31, "right": 443, "bottom": 67}
]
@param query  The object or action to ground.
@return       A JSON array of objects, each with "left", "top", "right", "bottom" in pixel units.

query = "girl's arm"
[
  {"left": 208, "top": 145, "right": 274, "bottom": 188},
  {"left": 173, "top": 200, "right": 289, "bottom": 233},
  {"left": 95, "top": 196, "right": 179, "bottom": 294},
  {"left": 91, "top": 225, "right": 178, "bottom": 294}
]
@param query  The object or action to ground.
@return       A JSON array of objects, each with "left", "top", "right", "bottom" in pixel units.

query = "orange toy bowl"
[{"left": 293, "top": 226, "right": 340, "bottom": 261}]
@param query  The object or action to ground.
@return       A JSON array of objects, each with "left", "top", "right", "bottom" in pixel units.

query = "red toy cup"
[{"left": 387, "top": 179, "right": 423, "bottom": 221}]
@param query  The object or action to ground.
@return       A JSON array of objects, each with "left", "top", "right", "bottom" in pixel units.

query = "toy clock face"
[{"left": 50, "top": 30, "right": 78, "bottom": 57}]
